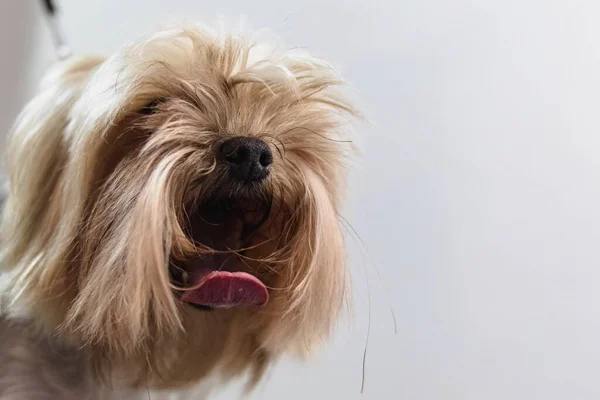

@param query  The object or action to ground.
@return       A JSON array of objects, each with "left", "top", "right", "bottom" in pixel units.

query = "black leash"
[{"left": 40, "top": 0, "right": 72, "bottom": 60}]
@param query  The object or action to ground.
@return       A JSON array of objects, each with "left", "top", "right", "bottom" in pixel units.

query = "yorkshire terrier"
[{"left": 0, "top": 25, "right": 357, "bottom": 399}]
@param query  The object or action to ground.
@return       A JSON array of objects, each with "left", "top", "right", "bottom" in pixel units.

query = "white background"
[{"left": 2, "top": 1, "right": 600, "bottom": 399}]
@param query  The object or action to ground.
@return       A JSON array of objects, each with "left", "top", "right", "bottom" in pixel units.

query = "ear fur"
[{"left": 0, "top": 56, "right": 104, "bottom": 322}]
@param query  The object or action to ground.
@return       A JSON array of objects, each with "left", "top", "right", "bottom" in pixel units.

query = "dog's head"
[{"left": 1, "top": 26, "right": 357, "bottom": 388}]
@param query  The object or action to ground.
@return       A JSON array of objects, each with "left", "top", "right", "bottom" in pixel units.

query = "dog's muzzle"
[
  {"left": 220, "top": 137, "right": 273, "bottom": 182},
  {"left": 171, "top": 137, "right": 275, "bottom": 310}
]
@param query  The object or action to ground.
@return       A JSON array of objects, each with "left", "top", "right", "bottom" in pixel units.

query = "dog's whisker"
[{"left": 339, "top": 215, "right": 398, "bottom": 335}]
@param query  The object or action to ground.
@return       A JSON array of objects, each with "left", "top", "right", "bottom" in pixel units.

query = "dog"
[{"left": 0, "top": 24, "right": 357, "bottom": 399}]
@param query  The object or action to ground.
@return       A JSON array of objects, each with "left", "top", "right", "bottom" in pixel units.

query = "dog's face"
[{"left": 1, "top": 27, "right": 356, "bottom": 388}]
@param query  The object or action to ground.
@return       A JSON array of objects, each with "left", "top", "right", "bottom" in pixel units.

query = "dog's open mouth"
[{"left": 171, "top": 197, "right": 271, "bottom": 310}]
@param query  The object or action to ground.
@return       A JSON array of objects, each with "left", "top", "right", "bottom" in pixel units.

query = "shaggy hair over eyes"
[{"left": 0, "top": 25, "right": 358, "bottom": 394}]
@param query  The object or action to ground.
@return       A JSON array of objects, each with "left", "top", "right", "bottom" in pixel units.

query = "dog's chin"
[{"left": 170, "top": 194, "right": 273, "bottom": 311}]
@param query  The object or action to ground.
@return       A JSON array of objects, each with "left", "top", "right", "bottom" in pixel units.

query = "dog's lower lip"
[{"left": 188, "top": 304, "right": 214, "bottom": 311}]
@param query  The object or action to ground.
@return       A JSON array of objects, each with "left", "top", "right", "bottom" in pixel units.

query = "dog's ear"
[{"left": 1, "top": 57, "right": 103, "bottom": 290}]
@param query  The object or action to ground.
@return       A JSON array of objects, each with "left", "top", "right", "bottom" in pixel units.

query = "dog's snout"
[{"left": 220, "top": 137, "right": 273, "bottom": 182}]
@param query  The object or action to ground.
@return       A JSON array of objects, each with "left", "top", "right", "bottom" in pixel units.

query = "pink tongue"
[{"left": 181, "top": 271, "right": 268, "bottom": 308}]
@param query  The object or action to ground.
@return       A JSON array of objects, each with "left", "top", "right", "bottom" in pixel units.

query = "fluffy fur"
[{"left": 0, "top": 25, "right": 357, "bottom": 398}]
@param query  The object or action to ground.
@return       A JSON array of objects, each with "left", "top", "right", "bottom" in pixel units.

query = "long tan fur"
[{"left": 0, "top": 25, "right": 357, "bottom": 395}]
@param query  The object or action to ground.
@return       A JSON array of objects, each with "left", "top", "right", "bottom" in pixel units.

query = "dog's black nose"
[{"left": 220, "top": 137, "right": 273, "bottom": 182}]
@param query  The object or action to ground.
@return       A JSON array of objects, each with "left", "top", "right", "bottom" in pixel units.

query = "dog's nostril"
[
  {"left": 219, "top": 137, "right": 273, "bottom": 182},
  {"left": 259, "top": 151, "right": 273, "bottom": 167}
]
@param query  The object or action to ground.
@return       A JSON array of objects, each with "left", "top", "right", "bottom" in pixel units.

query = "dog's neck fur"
[
  {"left": 0, "top": 316, "right": 215, "bottom": 400},
  {"left": 0, "top": 260, "right": 214, "bottom": 399}
]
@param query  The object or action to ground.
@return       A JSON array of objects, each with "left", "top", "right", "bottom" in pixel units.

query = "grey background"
[{"left": 2, "top": 0, "right": 600, "bottom": 399}]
